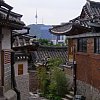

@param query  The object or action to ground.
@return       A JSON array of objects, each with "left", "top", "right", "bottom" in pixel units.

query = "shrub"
[
  {"left": 49, "top": 67, "right": 68, "bottom": 97},
  {"left": 36, "top": 67, "right": 49, "bottom": 95},
  {"left": 36, "top": 58, "right": 69, "bottom": 99}
]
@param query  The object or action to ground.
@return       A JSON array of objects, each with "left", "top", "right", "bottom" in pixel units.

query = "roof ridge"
[{"left": 88, "top": 0, "right": 100, "bottom": 5}]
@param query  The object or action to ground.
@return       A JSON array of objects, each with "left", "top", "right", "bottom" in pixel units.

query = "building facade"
[
  {"left": 14, "top": 52, "right": 29, "bottom": 100},
  {"left": 0, "top": 0, "right": 25, "bottom": 100},
  {"left": 13, "top": 32, "right": 39, "bottom": 100},
  {"left": 50, "top": 0, "right": 100, "bottom": 100}
]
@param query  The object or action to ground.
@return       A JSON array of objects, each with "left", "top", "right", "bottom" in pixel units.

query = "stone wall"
[
  {"left": 77, "top": 80, "right": 100, "bottom": 100},
  {"left": 4, "top": 90, "right": 17, "bottom": 100},
  {"left": 29, "top": 70, "right": 39, "bottom": 93},
  {"left": 64, "top": 67, "right": 73, "bottom": 88},
  {"left": 16, "top": 74, "right": 29, "bottom": 100},
  {"left": 4, "top": 64, "right": 11, "bottom": 92}
]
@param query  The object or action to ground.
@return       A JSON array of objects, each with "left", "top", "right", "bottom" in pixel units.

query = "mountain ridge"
[{"left": 28, "top": 24, "right": 54, "bottom": 40}]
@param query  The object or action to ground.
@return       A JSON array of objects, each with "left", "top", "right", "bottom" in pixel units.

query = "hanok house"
[
  {"left": 50, "top": 0, "right": 100, "bottom": 100},
  {"left": 12, "top": 31, "right": 39, "bottom": 100},
  {"left": 0, "top": 0, "right": 26, "bottom": 100}
]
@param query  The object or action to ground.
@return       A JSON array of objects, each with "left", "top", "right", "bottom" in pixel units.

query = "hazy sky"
[{"left": 5, "top": 0, "right": 100, "bottom": 25}]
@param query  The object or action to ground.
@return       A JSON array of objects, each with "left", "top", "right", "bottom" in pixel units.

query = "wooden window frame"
[
  {"left": 18, "top": 64, "right": 23, "bottom": 75},
  {"left": 94, "top": 37, "right": 100, "bottom": 54},
  {"left": 77, "top": 38, "right": 87, "bottom": 52}
]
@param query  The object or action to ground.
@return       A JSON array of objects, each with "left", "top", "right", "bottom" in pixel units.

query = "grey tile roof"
[
  {"left": 50, "top": 0, "right": 100, "bottom": 35},
  {"left": 31, "top": 46, "right": 68, "bottom": 64},
  {"left": 0, "top": 0, "right": 25, "bottom": 28}
]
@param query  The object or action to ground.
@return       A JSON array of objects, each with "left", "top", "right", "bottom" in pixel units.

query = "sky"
[{"left": 5, "top": 0, "right": 100, "bottom": 26}]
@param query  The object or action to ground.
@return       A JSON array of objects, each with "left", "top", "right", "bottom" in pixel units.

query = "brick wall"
[{"left": 72, "top": 38, "right": 100, "bottom": 100}]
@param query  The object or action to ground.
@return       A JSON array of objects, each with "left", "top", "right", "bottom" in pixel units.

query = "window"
[
  {"left": 77, "top": 38, "right": 87, "bottom": 52},
  {"left": 18, "top": 64, "right": 23, "bottom": 75},
  {"left": 94, "top": 38, "right": 100, "bottom": 54}
]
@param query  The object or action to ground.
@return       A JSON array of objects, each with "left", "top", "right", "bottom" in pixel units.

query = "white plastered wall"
[
  {"left": 2, "top": 27, "right": 11, "bottom": 49},
  {"left": 0, "top": 27, "right": 11, "bottom": 83}
]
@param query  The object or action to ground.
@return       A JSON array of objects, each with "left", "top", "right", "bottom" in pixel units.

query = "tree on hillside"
[{"left": 38, "top": 38, "right": 53, "bottom": 46}]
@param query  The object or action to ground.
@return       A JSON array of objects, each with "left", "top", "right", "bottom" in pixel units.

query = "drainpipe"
[{"left": 11, "top": 31, "right": 21, "bottom": 100}]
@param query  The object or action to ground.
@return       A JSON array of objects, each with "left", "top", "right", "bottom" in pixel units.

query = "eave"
[
  {"left": 49, "top": 23, "right": 72, "bottom": 35},
  {"left": 0, "top": 7, "right": 22, "bottom": 18},
  {"left": 0, "top": 1, "right": 25, "bottom": 29},
  {"left": 13, "top": 45, "right": 39, "bottom": 51},
  {"left": 50, "top": 22, "right": 91, "bottom": 36},
  {"left": 0, "top": 19, "right": 25, "bottom": 30},
  {"left": 66, "top": 32, "right": 100, "bottom": 39}
]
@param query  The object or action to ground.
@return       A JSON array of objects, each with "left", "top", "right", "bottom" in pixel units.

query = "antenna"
[{"left": 35, "top": 9, "right": 38, "bottom": 24}]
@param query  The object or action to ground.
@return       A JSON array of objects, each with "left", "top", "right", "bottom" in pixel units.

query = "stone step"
[
  {"left": 69, "top": 91, "right": 74, "bottom": 96},
  {"left": 65, "top": 94, "right": 73, "bottom": 100},
  {"left": 0, "top": 97, "right": 6, "bottom": 100},
  {"left": 62, "top": 98, "right": 69, "bottom": 100}
]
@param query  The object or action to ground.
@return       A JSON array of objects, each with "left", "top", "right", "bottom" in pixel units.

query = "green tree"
[
  {"left": 36, "top": 58, "right": 69, "bottom": 100},
  {"left": 36, "top": 66, "right": 49, "bottom": 95},
  {"left": 38, "top": 39, "right": 49, "bottom": 45},
  {"left": 49, "top": 67, "right": 68, "bottom": 97}
]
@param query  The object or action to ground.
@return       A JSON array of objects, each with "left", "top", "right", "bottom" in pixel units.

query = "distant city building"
[{"left": 51, "top": 34, "right": 66, "bottom": 45}]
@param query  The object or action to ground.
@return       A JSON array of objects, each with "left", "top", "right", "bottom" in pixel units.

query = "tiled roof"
[
  {"left": 0, "top": 0, "right": 25, "bottom": 28},
  {"left": 50, "top": 23, "right": 72, "bottom": 35},
  {"left": 13, "top": 33, "right": 38, "bottom": 49},
  {"left": 31, "top": 46, "right": 68, "bottom": 64},
  {"left": 50, "top": 0, "right": 100, "bottom": 35},
  {"left": 0, "top": 8, "right": 25, "bottom": 25}
]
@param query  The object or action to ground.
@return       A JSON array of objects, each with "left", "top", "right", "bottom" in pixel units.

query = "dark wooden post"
[
  {"left": 73, "top": 45, "right": 77, "bottom": 96},
  {"left": 73, "top": 61, "right": 77, "bottom": 96},
  {"left": 1, "top": 50, "right": 4, "bottom": 86}
]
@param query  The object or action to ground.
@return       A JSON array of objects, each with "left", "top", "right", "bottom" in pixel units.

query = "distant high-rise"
[{"left": 35, "top": 9, "right": 38, "bottom": 24}]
